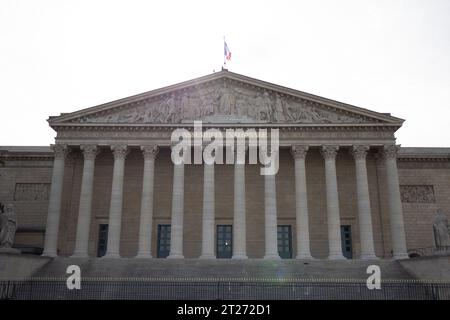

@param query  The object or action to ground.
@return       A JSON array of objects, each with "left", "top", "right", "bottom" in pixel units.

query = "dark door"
[
  {"left": 217, "top": 225, "right": 232, "bottom": 258},
  {"left": 157, "top": 224, "right": 171, "bottom": 258},
  {"left": 277, "top": 225, "right": 292, "bottom": 259},
  {"left": 97, "top": 224, "right": 108, "bottom": 257},
  {"left": 341, "top": 225, "right": 352, "bottom": 259}
]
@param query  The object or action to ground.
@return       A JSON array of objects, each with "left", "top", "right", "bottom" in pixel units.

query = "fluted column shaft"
[
  {"left": 200, "top": 163, "right": 215, "bottom": 259},
  {"left": 321, "top": 146, "right": 346, "bottom": 260},
  {"left": 291, "top": 145, "right": 313, "bottom": 259},
  {"left": 104, "top": 144, "right": 128, "bottom": 258},
  {"left": 352, "top": 145, "right": 377, "bottom": 259},
  {"left": 383, "top": 145, "right": 408, "bottom": 259},
  {"left": 233, "top": 147, "right": 247, "bottom": 259},
  {"left": 261, "top": 147, "right": 280, "bottom": 259},
  {"left": 168, "top": 154, "right": 185, "bottom": 259},
  {"left": 42, "top": 144, "right": 69, "bottom": 257},
  {"left": 72, "top": 145, "right": 99, "bottom": 257},
  {"left": 136, "top": 145, "right": 158, "bottom": 258}
]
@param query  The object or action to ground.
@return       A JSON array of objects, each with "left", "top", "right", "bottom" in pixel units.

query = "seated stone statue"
[{"left": 433, "top": 209, "right": 450, "bottom": 248}]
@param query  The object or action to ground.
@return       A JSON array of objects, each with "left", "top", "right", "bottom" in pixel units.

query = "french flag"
[{"left": 224, "top": 41, "right": 231, "bottom": 61}]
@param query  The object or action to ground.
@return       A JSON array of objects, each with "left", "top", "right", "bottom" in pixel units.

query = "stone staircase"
[
  {"left": 9, "top": 257, "right": 444, "bottom": 300},
  {"left": 32, "top": 257, "right": 413, "bottom": 280}
]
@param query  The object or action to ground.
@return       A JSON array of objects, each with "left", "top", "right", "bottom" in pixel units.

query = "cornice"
[
  {"left": 397, "top": 156, "right": 450, "bottom": 162},
  {"left": 50, "top": 123, "right": 401, "bottom": 132},
  {"left": 0, "top": 154, "right": 54, "bottom": 161}
]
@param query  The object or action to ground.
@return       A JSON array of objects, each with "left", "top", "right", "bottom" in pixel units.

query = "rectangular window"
[
  {"left": 157, "top": 224, "right": 171, "bottom": 258},
  {"left": 277, "top": 225, "right": 292, "bottom": 259},
  {"left": 340, "top": 225, "right": 352, "bottom": 259},
  {"left": 216, "top": 225, "right": 232, "bottom": 259},
  {"left": 97, "top": 224, "right": 108, "bottom": 257}
]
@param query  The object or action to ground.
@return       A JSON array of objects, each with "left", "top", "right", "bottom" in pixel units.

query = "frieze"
[
  {"left": 14, "top": 183, "right": 51, "bottom": 201},
  {"left": 400, "top": 185, "right": 436, "bottom": 203}
]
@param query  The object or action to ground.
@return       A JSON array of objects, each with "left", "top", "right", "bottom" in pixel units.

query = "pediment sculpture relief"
[{"left": 74, "top": 83, "right": 372, "bottom": 124}]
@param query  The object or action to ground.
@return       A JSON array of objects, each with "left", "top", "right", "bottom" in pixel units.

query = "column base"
[
  {"left": 135, "top": 253, "right": 153, "bottom": 259},
  {"left": 327, "top": 253, "right": 347, "bottom": 260},
  {"left": 103, "top": 253, "right": 121, "bottom": 259},
  {"left": 70, "top": 252, "right": 89, "bottom": 258},
  {"left": 232, "top": 255, "right": 248, "bottom": 259},
  {"left": 167, "top": 254, "right": 184, "bottom": 259},
  {"left": 41, "top": 251, "right": 57, "bottom": 258},
  {"left": 199, "top": 254, "right": 216, "bottom": 259},
  {"left": 393, "top": 253, "right": 409, "bottom": 260},
  {"left": 263, "top": 254, "right": 281, "bottom": 260},
  {"left": 295, "top": 254, "right": 314, "bottom": 260},
  {"left": 360, "top": 253, "right": 378, "bottom": 260}
]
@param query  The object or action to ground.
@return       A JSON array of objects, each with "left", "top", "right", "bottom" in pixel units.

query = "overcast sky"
[{"left": 1, "top": 0, "right": 449, "bottom": 147}]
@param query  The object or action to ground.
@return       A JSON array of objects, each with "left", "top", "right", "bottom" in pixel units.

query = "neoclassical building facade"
[{"left": 1, "top": 70, "right": 449, "bottom": 260}]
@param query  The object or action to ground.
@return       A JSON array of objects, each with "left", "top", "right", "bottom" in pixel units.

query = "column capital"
[
  {"left": 80, "top": 144, "right": 100, "bottom": 160},
  {"left": 351, "top": 145, "right": 370, "bottom": 160},
  {"left": 51, "top": 144, "right": 69, "bottom": 160},
  {"left": 383, "top": 144, "right": 401, "bottom": 160},
  {"left": 321, "top": 145, "right": 339, "bottom": 160},
  {"left": 111, "top": 144, "right": 129, "bottom": 160},
  {"left": 291, "top": 145, "right": 309, "bottom": 159},
  {"left": 141, "top": 145, "right": 159, "bottom": 160}
]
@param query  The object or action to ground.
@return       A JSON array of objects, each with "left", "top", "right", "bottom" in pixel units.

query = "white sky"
[{"left": 1, "top": 0, "right": 449, "bottom": 147}]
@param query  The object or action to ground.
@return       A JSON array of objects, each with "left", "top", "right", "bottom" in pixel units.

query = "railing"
[
  {"left": 1, "top": 279, "right": 449, "bottom": 300},
  {"left": 408, "top": 246, "right": 450, "bottom": 258}
]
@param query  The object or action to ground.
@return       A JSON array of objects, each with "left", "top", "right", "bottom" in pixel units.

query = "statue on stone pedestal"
[
  {"left": 0, "top": 203, "right": 18, "bottom": 251},
  {"left": 433, "top": 209, "right": 450, "bottom": 248}
]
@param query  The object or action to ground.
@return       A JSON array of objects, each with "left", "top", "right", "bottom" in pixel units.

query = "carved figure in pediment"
[
  {"left": 217, "top": 87, "right": 236, "bottom": 115},
  {"left": 162, "top": 94, "right": 177, "bottom": 122},
  {"left": 118, "top": 110, "right": 140, "bottom": 123},
  {"left": 273, "top": 94, "right": 287, "bottom": 121},
  {"left": 180, "top": 93, "right": 193, "bottom": 120},
  {"left": 253, "top": 91, "right": 272, "bottom": 121},
  {"left": 285, "top": 100, "right": 331, "bottom": 123}
]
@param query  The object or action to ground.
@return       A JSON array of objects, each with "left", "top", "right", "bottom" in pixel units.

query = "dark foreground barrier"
[{"left": 1, "top": 279, "right": 449, "bottom": 300}]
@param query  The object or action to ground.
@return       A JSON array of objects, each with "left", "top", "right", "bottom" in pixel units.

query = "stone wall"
[
  {"left": 398, "top": 160, "right": 450, "bottom": 250},
  {"left": 0, "top": 152, "right": 53, "bottom": 250}
]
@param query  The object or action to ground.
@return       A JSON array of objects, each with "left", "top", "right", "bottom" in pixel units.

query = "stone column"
[
  {"left": 352, "top": 145, "right": 377, "bottom": 259},
  {"left": 168, "top": 146, "right": 185, "bottom": 259},
  {"left": 291, "top": 145, "right": 313, "bottom": 259},
  {"left": 232, "top": 146, "right": 248, "bottom": 259},
  {"left": 104, "top": 144, "right": 128, "bottom": 258},
  {"left": 200, "top": 162, "right": 215, "bottom": 259},
  {"left": 383, "top": 144, "right": 408, "bottom": 259},
  {"left": 136, "top": 145, "right": 159, "bottom": 258},
  {"left": 71, "top": 145, "right": 99, "bottom": 257},
  {"left": 42, "top": 144, "right": 69, "bottom": 257},
  {"left": 261, "top": 146, "right": 280, "bottom": 259},
  {"left": 321, "top": 145, "right": 346, "bottom": 260}
]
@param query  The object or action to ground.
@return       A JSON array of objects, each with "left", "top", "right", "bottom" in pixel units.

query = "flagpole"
[{"left": 223, "top": 36, "right": 226, "bottom": 70}]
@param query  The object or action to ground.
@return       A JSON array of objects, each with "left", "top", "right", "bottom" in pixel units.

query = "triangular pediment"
[{"left": 49, "top": 71, "right": 404, "bottom": 126}]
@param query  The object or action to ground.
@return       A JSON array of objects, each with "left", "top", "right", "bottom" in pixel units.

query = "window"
[
  {"left": 97, "top": 224, "right": 108, "bottom": 257},
  {"left": 157, "top": 224, "right": 171, "bottom": 258},
  {"left": 340, "top": 225, "right": 352, "bottom": 259},
  {"left": 277, "top": 225, "right": 292, "bottom": 259},
  {"left": 217, "top": 225, "right": 232, "bottom": 259}
]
